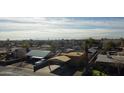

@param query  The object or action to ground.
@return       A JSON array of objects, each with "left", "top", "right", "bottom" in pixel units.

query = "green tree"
[
  {"left": 104, "top": 41, "right": 115, "bottom": 51},
  {"left": 21, "top": 41, "right": 30, "bottom": 48},
  {"left": 120, "top": 38, "right": 124, "bottom": 47},
  {"left": 85, "top": 37, "right": 95, "bottom": 48}
]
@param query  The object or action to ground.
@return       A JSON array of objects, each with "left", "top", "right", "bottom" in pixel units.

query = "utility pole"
[
  {"left": 82, "top": 41, "right": 89, "bottom": 75},
  {"left": 85, "top": 41, "right": 89, "bottom": 66}
]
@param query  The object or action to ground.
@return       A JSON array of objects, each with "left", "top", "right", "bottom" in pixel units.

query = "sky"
[{"left": 0, "top": 17, "right": 124, "bottom": 40}]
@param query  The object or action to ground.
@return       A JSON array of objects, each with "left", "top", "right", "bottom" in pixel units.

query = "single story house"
[{"left": 26, "top": 50, "right": 51, "bottom": 64}]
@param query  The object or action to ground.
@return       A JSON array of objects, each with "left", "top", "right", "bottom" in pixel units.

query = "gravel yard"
[{"left": 0, "top": 62, "right": 59, "bottom": 76}]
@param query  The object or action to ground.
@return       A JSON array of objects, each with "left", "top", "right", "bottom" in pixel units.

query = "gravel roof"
[{"left": 96, "top": 54, "right": 124, "bottom": 64}]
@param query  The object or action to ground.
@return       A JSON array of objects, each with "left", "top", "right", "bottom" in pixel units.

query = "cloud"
[
  {"left": 0, "top": 28, "right": 112, "bottom": 40},
  {"left": 0, "top": 17, "right": 123, "bottom": 40}
]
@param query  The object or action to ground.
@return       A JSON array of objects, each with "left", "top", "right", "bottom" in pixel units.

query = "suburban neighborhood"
[
  {"left": 0, "top": 38, "right": 124, "bottom": 76},
  {"left": 0, "top": 17, "right": 124, "bottom": 76}
]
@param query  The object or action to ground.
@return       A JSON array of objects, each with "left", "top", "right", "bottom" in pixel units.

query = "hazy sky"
[{"left": 0, "top": 17, "right": 124, "bottom": 40}]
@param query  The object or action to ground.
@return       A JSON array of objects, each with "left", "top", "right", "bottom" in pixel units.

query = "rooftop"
[
  {"left": 26, "top": 50, "right": 51, "bottom": 58},
  {"left": 96, "top": 54, "right": 124, "bottom": 64},
  {"left": 49, "top": 56, "right": 71, "bottom": 62},
  {"left": 61, "top": 52, "right": 84, "bottom": 57}
]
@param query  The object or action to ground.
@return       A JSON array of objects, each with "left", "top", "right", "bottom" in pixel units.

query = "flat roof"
[
  {"left": 96, "top": 54, "right": 124, "bottom": 64},
  {"left": 0, "top": 50, "right": 6, "bottom": 53},
  {"left": 49, "top": 56, "right": 71, "bottom": 62},
  {"left": 61, "top": 52, "right": 84, "bottom": 57},
  {"left": 26, "top": 50, "right": 51, "bottom": 58}
]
